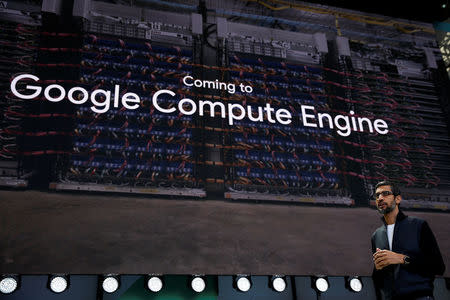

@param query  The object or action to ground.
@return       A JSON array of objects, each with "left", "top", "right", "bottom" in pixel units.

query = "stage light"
[
  {"left": 349, "top": 277, "right": 363, "bottom": 292},
  {"left": 49, "top": 275, "right": 68, "bottom": 293},
  {"left": 147, "top": 276, "right": 163, "bottom": 292},
  {"left": 314, "top": 277, "right": 329, "bottom": 292},
  {"left": 191, "top": 276, "right": 206, "bottom": 293},
  {"left": 271, "top": 276, "right": 286, "bottom": 292},
  {"left": 102, "top": 276, "right": 119, "bottom": 293},
  {"left": 236, "top": 276, "right": 251, "bottom": 292},
  {"left": 0, "top": 276, "right": 18, "bottom": 294}
]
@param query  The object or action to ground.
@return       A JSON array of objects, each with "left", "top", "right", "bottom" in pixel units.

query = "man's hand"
[{"left": 373, "top": 248, "right": 405, "bottom": 270}]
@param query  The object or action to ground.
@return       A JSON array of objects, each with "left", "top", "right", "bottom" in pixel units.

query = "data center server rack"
[
  {"left": 0, "top": 1, "right": 42, "bottom": 188},
  {"left": 48, "top": 2, "right": 208, "bottom": 197}
]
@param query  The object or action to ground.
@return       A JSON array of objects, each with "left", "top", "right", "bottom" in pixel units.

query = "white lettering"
[
  {"left": 90, "top": 89, "right": 111, "bottom": 113},
  {"left": 178, "top": 98, "right": 197, "bottom": 115},
  {"left": 152, "top": 89, "right": 176, "bottom": 113},
  {"left": 334, "top": 115, "right": 351, "bottom": 137},
  {"left": 68, "top": 87, "right": 89, "bottom": 104},
  {"left": 275, "top": 108, "right": 292, "bottom": 125},
  {"left": 301, "top": 105, "right": 317, "bottom": 127},
  {"left": 122, "top": 92, "right": 140, "bottom": 110},
  {"left": 182, "top": 75, "right": 194, "bottom": 87},
  {"left": 374, "top": 119, "right": 389, "bottom": 134},
  {"left": 11, "top": 74, "right": 41, "bottom": 99},
  {"left": 228, "top": 103, "right": 246, "bottom": 125},
  {"left": 44, "top": 84, "right": 65, "bottom": 102},
  {"left": 8, "top": 74, "right": 391, "bottom": 137},
  {"left": 199, "top": 100, "right": 226, "bottom": 118}
]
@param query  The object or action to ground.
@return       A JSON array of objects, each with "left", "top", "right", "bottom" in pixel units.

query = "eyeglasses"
[{"left": 374, "top": 191, "right": 394, "bottom": 199}]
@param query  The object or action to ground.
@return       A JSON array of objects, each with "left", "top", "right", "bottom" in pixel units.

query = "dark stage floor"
[{"left": 1, "top": 190, "right": 449, "bottom": 276}]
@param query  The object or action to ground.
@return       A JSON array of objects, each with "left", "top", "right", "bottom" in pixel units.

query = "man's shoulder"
[
  {"left": 371, "top": 225, "right": 385, "bottom": 238},
  {"left": 371, "top": 213, "right": 427, "bottom": 238},
  {"left": 402, "top": 214, "right": 426, "bottom": 226}
]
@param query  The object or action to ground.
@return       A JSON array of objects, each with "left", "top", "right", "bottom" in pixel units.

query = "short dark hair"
[{"left": 375, "top": 180, "right": 401, "bottom": 196}]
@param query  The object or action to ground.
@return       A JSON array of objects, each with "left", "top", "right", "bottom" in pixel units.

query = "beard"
[{"left": 377, "top": 201, "right": 396, "bottom": 215}]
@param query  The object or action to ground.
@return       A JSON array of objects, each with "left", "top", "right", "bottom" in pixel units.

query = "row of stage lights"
[{"left": 0, "top": 274, "right": 363, "bottom": 295}]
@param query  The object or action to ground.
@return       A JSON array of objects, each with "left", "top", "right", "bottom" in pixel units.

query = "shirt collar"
[{"left": 380, "top": 209, "right": 407, "bottom": 225}]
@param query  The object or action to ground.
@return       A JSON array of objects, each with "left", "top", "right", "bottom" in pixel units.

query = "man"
[{"left": 371, "top": 180, "right": 445, "bottom": 300}]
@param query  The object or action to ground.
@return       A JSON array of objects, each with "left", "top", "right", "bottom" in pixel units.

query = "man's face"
[{"left": 375, "top": 185, "right": 398, "bottom": 215}]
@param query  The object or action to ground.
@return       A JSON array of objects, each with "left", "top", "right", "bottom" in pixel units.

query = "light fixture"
[
  {"left": 49, "top": 275, "right": 69, "bottom": 293},
  {"left": 0, "top": 276, "right": 19, "bottom": 294},
  {"left": 191, "top": 276, "right": 206, "bottom": 293},
  {"left": 235, "top": 276, "right": 251, "bottom": 292},
  {"left": 102, "top": 275, "right": 119, "bottom": 293},
  {"left": 147, "top": 276, "right": 163, "bottom": 293},
  {"left": 348, "top": 276, "right": 363, "bottom": 292},
  {"left": 271, "top": 276, "right": 286, "bottom": 292},
  {"left": 313, "top": 277, "right": 329, "bottom": 293}
]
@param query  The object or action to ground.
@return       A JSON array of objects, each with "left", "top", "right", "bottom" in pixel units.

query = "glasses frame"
[{"left": 373, "top": 190, "right": 394, "bottom": 200}]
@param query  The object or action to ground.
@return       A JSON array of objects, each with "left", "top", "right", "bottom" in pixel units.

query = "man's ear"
[{"left": 395, "top": 195, "right": 402, "bottom": 205}]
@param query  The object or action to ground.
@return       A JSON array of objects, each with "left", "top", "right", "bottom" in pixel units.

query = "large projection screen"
[{"left": 0, "top": 0, "right": 449, "bottom": 278}]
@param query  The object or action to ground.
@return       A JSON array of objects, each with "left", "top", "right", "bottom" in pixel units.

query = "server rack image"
[{"left": 0, "top": 0, "right": 449, "bottom": 299}]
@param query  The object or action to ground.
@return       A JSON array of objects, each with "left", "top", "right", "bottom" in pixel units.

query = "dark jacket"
[{"left": 371, "top": 210, "right": 445, "bottom": 300}]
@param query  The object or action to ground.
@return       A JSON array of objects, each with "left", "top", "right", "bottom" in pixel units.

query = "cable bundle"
[
  {"left": 0, "top": 22, "right": 39, "bottom": 164},
  {"left": 340, "top": 41, "right": 450, "bottom": 189},
  {"left": 225, "top": 54, "right": 342, "bottom": 195},
  {"left": 66, "top": 35, "right": 200, "bottom": 188}
]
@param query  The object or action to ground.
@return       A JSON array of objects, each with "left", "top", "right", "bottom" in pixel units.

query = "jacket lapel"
[
  {"left": 392, "top": 210, "right": 406, "bottom": 252},
  {"left": 378, "top": 225, "right": 390, "bottom": 250}
]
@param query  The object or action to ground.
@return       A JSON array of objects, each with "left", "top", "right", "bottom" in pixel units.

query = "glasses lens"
[{"left": 374, "top": 191, "right": 393, "bottom": 199}]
